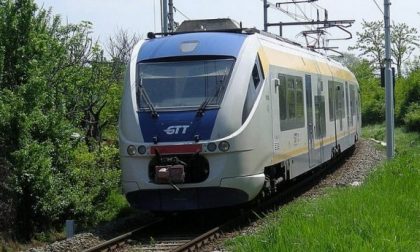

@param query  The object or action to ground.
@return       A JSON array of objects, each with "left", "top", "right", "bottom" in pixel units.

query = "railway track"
[
  {"left": 83, "top": 148, "right": 354, "bottom": 252},
  {"left": 82, "top": 218, "right": 164, "bottom": 252},
  {"left": 82, "top": 218, "right": 222, "bottom": 252}
]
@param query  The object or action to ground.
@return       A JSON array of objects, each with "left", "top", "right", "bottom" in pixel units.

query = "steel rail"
[
  {"left": 171, "top": 227, "right": 220, "bottom": 252},
  {"left": 83, "top": 218, "right": 164, "bottom": 252}
]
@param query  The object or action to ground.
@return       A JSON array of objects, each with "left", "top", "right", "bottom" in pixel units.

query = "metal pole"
[
  {"left": 384, "top": 0, "right": 394, "bottom": 159},
  {"left": 161, "top": 0, "right": 168, "bottom": 33},
  {"left": 168, "top": 0, "right": 174, "bottom": 32},
  {"left": 279, "top": 23, "right": 283, "bottom": 37},
  {"left": 263, "top": 0, "right": 268, "bottom": 32},
  {"left": 65, "top": 220, "right": 75, "bottom": 238}
]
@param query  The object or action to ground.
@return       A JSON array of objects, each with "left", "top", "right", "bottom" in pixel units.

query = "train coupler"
[{"left": 154, "top": 165, "right": 185, "bottom": 185}]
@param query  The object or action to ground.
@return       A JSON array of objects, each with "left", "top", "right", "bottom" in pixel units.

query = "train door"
[
  {"left": 271, "top": 71, "right": 281, "bottom": 158},
  {"left": 305, "top": 75, "right": 315, "bottom": 167},
  {"left": 345, "top": 82, "right": 350, "bottom": 135},
  {"left": 314, "top": 78, "right": 325, "bottom": 164}
]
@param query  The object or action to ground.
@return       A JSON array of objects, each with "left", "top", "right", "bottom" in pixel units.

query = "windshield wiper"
[
  {"left": 138, "top": 74, "right": 158, "bottom": 118},
  {"left": 196, "top": 72, "right": 227, "bottom": 117},
  {"left": 196, "top": 83, "right": 224, "bottom": 117},
  {"left": 197, "top": 97, "right": 211, "bottom": 117}
]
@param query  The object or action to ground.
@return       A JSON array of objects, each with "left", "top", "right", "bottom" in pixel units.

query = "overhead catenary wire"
[
  {"left": 371, "top": 0, "right": 384, "bottom": 14},
  {"left": 292, "top": 0, "right": 311, "bottom": 21},
  {"left": 261, "top": 0, "right": 310, "bottom": 22},
  {"left": 153, "top": 0, "right": 157, "bottom": 32},
  {"left": 173, "top": 6, "right": 191, "bottom": 20},
  {"left": 262, "top": 0, "right": 314, "bottom": 31},
  {"left": 311, "top": 1, "right": 325, "bottom": 11}
]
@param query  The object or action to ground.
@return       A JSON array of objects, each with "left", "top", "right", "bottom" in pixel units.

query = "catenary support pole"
[
  {"left": 161, "top": 0, "right": 168, "bottom": 33},
  {"left": 384, "top": 0, "right": 394, "bottom": 159},
  {"left": 168, "top": 0, "right": 174, "bottom": 32},
  {"left": 263, "top": 0, "right": 268, "bottom": 32}
]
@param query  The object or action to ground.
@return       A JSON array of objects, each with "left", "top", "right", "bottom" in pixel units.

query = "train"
[{"left": 119, "top": 19, "right": 361, "bottom": 211}]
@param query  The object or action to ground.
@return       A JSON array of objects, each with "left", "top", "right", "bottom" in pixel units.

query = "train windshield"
[{"left": 137, "top": 59, "right": 235, "bottom": 110}]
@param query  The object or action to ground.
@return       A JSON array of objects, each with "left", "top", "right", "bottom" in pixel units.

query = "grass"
[
  {"left": 227, "top": 125, "right": 420, "bottom": 252},
  {"left": 363, "top": 124, "right": 420, "bottom": 155}
]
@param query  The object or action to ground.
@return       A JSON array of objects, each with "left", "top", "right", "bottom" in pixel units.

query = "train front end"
[{"left": 119, "top": 30, "right": 271, "bottom": 211}]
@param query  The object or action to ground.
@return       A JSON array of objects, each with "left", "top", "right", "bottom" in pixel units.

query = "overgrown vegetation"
[
  {"left": 0, "top": 0, "right": 138, "bottom": 241},
  {"left": 227, "top": 125, "right": 420, "bottom": 251}
]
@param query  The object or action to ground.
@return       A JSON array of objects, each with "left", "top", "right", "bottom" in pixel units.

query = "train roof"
[
  {"left": 148, "top": 18, "right": 303, "bottom": 51},
  {"left": 142, "top": 19, "right": 351, "bottom": 77}
]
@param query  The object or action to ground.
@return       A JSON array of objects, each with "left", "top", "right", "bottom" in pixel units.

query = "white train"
[{"left": 119, "top": 19, "right": 361, "bottom": 211}]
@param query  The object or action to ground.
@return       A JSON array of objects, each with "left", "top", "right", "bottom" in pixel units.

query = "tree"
[
  {"left": 0, "top": 0, "right": 126, "bottom": 240},
  {"left": 331, "top": 52, "right": 362, "bottom": 71},
  {"left": 106, "top": 29, "right": 140, "bottom": 83},
  {"left": 349, "top": 20, "right": 420, "bottom": 77},
  {"left": 0, "top": 0, "right": 36, "bottom": 89},
  {"left": 349, "top": 20, "right": 384, "bottom": 70},
  {"left": 391, "top": 22, "right": 419, "bottom": 77}
]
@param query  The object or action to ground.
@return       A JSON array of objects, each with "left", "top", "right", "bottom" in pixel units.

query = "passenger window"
[
  {"left": 279, "top": 74, "right": 305, "bottom": 131},
  {"left": 295, "top": 78, "right": 304, "bottom": 119},
  {"left": 328, "top": 80, "right": 345, "bottom": 122},
  {"left": 315, "top": 95, "right": 326, "bottom": 139},
  {"left": 287, "top": 79, "right": 296, "bottom": 118},
  {"left": 328, "top": 81, "right": 335, "bottom": 121}
]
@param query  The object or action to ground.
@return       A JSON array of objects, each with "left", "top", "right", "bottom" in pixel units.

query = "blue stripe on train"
[
  {"left": 138, "top": 109, "right": 218, "bottom": 143},
  {"left": 138, "top": 32, "right": 246, "bottom": 61}
]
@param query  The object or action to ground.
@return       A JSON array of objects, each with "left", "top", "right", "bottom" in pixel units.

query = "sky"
[{"left": 33, "top": 0, "right": 420, "bottom": 54}]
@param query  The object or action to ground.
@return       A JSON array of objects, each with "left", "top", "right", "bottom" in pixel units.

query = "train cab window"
[
  {"left": 252, "top": 65, "right": 260, "bottom": 89},
  {"left": 137, "top": 58, "right": 235, "bottom": 110},
  {"left": 279, "top": 74, "right": 305, "bottom": 131},
  {"left": 242, "top": 56, "right": 265, "bottom": 123}
]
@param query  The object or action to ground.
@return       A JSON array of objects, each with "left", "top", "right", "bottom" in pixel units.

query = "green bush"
[
  {"left": 395, "top": 69, "right": 420, "bottom": 124},
  {"left": 403, "top": 103, "right": 420, "bottom": 132},
  {"left": 350, "top": 59, "right": 385, "bottom": 125},
  {"left": 361, "top": 94, "right": 385, "bottom": 125}
]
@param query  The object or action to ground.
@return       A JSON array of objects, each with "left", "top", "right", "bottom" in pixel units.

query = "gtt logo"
[{"left": 163, "top": 125, "right": 190, "bottom": 135}]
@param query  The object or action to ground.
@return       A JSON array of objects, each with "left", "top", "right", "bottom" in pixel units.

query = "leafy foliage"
[
  {"left": 391, "top": 23, "right": 419, "bottom": 77},
  {"left": 403, "top": 103, "right": 420, "bottom": 132},
  {"left": 349, "top": 20, "right": 419, "bottom": 77},
  {"left": 0, "top": 0, "right": 133, "bottom": 240},
  {"left": 349, "top": 20, "right": 384, "bottom": 70}
]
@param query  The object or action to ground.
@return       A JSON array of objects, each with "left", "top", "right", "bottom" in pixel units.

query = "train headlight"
[
  {"left": 218, "top": 141, "right": 230, "bottom": 152},
  {"left": 207, "top": 142, "right": 217, "bottom": 152},
  {"left": 138, "top": 145, "right": 147, "bottom": 155},
  {"left": 127, "top": 145, "right": 136, "bottom": 156}
]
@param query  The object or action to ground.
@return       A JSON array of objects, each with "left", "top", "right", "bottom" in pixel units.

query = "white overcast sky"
[{"left": 34, "top": 0, "right": 420, "bottom": 54}]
